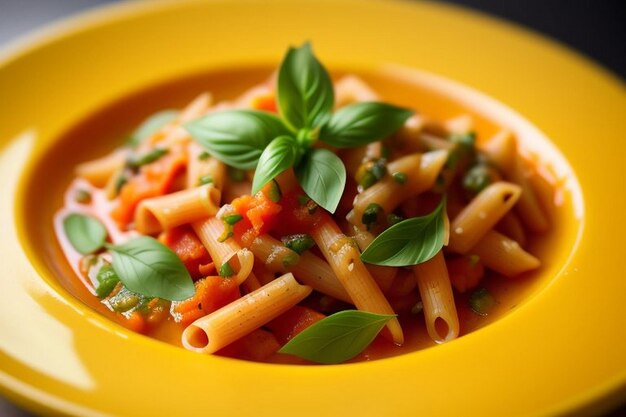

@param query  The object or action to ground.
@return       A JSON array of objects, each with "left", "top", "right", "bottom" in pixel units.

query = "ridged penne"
[
  {"left": 448, "top": 181, "right": 522, "bottom": 254},
  {"left": 182, "top": 273, "right": 312, "bottom": 354},
  {"left": 350, "top": 150, "right": 448, "bottom": 227},
  {"left": 135, "top": 184, "right": 220, "bottom": 234},
  {"left": 412, "top": 251, "right": 459, "bottom": 343},
  {"left": 247, "top": 234, "right": 352, "bottom": 303},
  {"left": 469, "top": 231, "right": 540, "bottom": 277},
  {"left": 311, "top": 214, "right": 404, "bottom": 345}
]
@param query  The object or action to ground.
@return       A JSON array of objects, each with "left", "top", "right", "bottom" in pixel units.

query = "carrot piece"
[
  {"left": 159, "top": 226, "right": 212, "bottom": 280},
  {"left": 447, "top": 255, "right": 485, "bottom": 293},
  {"left": 267, "top": 306, "right": 326, "bottom": 345},
  {"left": 111, "top": 149, "right": 187, "bottom": 228},
  {"left": 172, "top": 277, "right": 240, "bottom": 326}
]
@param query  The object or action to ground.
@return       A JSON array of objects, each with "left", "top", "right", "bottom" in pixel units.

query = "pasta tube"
[
  {"left": 351, "top": 150, "right": 448, "bottom": 227},
  {"left": 135, "top": 184, "right": 220, "bottom": 234},
  {"left": 470, "top": 231, "right": 540, "bottom": 277},
  {"left": 311, "top": 214, "right": 404, "bottom": 345},
  {"left": 181, "top": 273, "right": 312, "bottom": 354},
  {"left": 448, "top": 181, "right": 521, "bottom": 254},
  {"left": 412, "top": 251, "right": 459, "bottom": 343}
]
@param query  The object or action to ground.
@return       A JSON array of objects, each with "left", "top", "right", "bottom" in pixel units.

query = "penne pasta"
[
  {"left": 412, "top": 251, "right": 459, "bottom": 343},
  {"left": 311, "top": 214, "right": 404, "bottom": 345},
  {"left": 135, "top": 184, "right": 220, "bottom": 234},
  {"left": 186, "top": 142, "right": 226, "bottom": 191},
  {"left": 469, "top": 231, "right": 540, "bottom": 277},
  {"left": 247, "top": 234, "right": 352, "bottom": 303},
  {"left": 181, "top": 273, "right": 312, "bottom": 354},
  {"left": 350, "top": 150, "right": 448, "bottom": 227},
  {"left": 448, "top": 181, "right": 522, "bottom": 254}
]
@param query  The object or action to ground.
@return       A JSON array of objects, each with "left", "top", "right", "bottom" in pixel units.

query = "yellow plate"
[{"left": 1, "top": 1, "right": 625, "bottom": 416}]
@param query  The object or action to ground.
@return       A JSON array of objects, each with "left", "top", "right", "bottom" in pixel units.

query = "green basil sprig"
[
  {"left": 277, "top": 42, "right": 335, "bottom": 130},
  {"left": 63, "top": 213, "right": 107, "bottom": 254},
  {"left": 105, "top": 237, "right": 194, "bottom": 301},
  {"left": 319, "top": 102, "right": 413, "bottom": 148},
  {"left": 295, "top": 149, "right": 346, "bottom": 212},
  {"left": 361, "top": 197, "right": 447, "bottom": 267},
  {"left": 62, "top": 213, "right": 194, "bottom": 301},
  {"left": 251, "top": 135, "right": 298, "bottom": 194},
  {"left": 186, "top": 110, "right": 290, "bottom": 170},
  {"left": 185, "top": 42, "right": 413, "bottom": 213},
  {"left": 278, "top": 310, "right": 396, "bottom": 364}
]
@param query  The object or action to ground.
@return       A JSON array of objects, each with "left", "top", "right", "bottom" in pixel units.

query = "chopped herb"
[
  {"left": 74, "top": 189, "right": 92, "bottom": 204},
  {"left": 114, "top": 173, "right": 128, "bottom": 195},
  {"left": 445, "top": 132, "right": 476, "bottom": 170},
  {"left": 357, "top": 158, "right": 387, "bottom": 190},
  {"left": 282, "top": 234, "right": 315, "bottom": 254},
  {"left": 282, "top": 252, "right": 300, "bottom": 267},
  {"left": 107, "top": 286, "right": 143, "bottom": 312},
  {"left": 469, "top": 255, "right": 480, "bottom": 267},
  {"left": 217, "top": 227, "right": 234, "bottom": 242},
  {"left": 392, "top": 172, "right": 407, "bottom": 184},
  {"left": 387, "top": 213, "right": 404, "bottom": 226},
  {"left": 219, "top": 262, "right": 234, "bottom": 277},
  {"left": 463, "top": 164, "right": 497, "bottom": 196},
  {"left": 469, "top": 287, "right": 496, "bottom": 316},
  {"left": 362, "top": 203, "right": 383, "bottom": 229},
  {"left": 127, "top": 148, "right": 168, "bottom": 169},
  {"left": 197, "top": 174, "right": 213, "bottom": 186},
  {"left": 95, "top": 264, "right": 120, "bottom": 298},
  {"left": 223, "top": 214, "right": 243, "bottom": 225},
  {"left": 227, "top": 166, "right": 246, "bottom": 182},
  {"left": 198, "top": 151, "right": 210, "bottom": 161}
]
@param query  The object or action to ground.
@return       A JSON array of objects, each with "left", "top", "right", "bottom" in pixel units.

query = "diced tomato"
[
  {"left": 273, "top": 191, "right": 323, "bottom": 236},
  {"left": 267, "top": 306, "right": 326, "bottom": 344},
  {"left": 172, "top": 277, "right": 240, "bottom": 326},
  {"left": 230, "top": 184, "right": 282, "bottom": 245},
  {"left": 111, "top": 149, "right": 187, "bottom": 228},
  {"left": 159, "top": 226, "right": 211, "bottom": 280}
]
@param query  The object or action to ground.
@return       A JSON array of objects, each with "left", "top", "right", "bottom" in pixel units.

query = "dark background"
[{"left": 0, "top": 0, "right": 623, "bottom": 416}]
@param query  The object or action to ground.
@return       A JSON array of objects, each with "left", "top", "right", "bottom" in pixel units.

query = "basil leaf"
[
  {"left": 251, "top": 135, "right": 298, "bottom": 194},
  {"left": 106, "top": 236, "right": 194, "bottom": 301},
  {"left": 277, "top": 42, "right": 334, "bottom": 130},
  {"left": 295, "top": 148, "right": 346, "bottom": 213},
  {"left": 127, "top": 110, "right": 178, "bottom": 148},
  {"left": 63, "top": 213, "right": 107, "bottom": 254},
  {"left": 185, "top": 110, "right": 290, "bottom": 170},
  {"left": 278, "top": 310, "right": 395, "bottom": 364},
  {"left": 319, "top": 102, "right": 413, "bottom": 148},
  {"left": 361, "top": 197, "right": 446, "bottom": 266}
]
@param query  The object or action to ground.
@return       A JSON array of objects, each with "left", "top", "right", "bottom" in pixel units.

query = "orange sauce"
[{"left": 25, "top": 65, "right": 578, "bottom": 364}]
